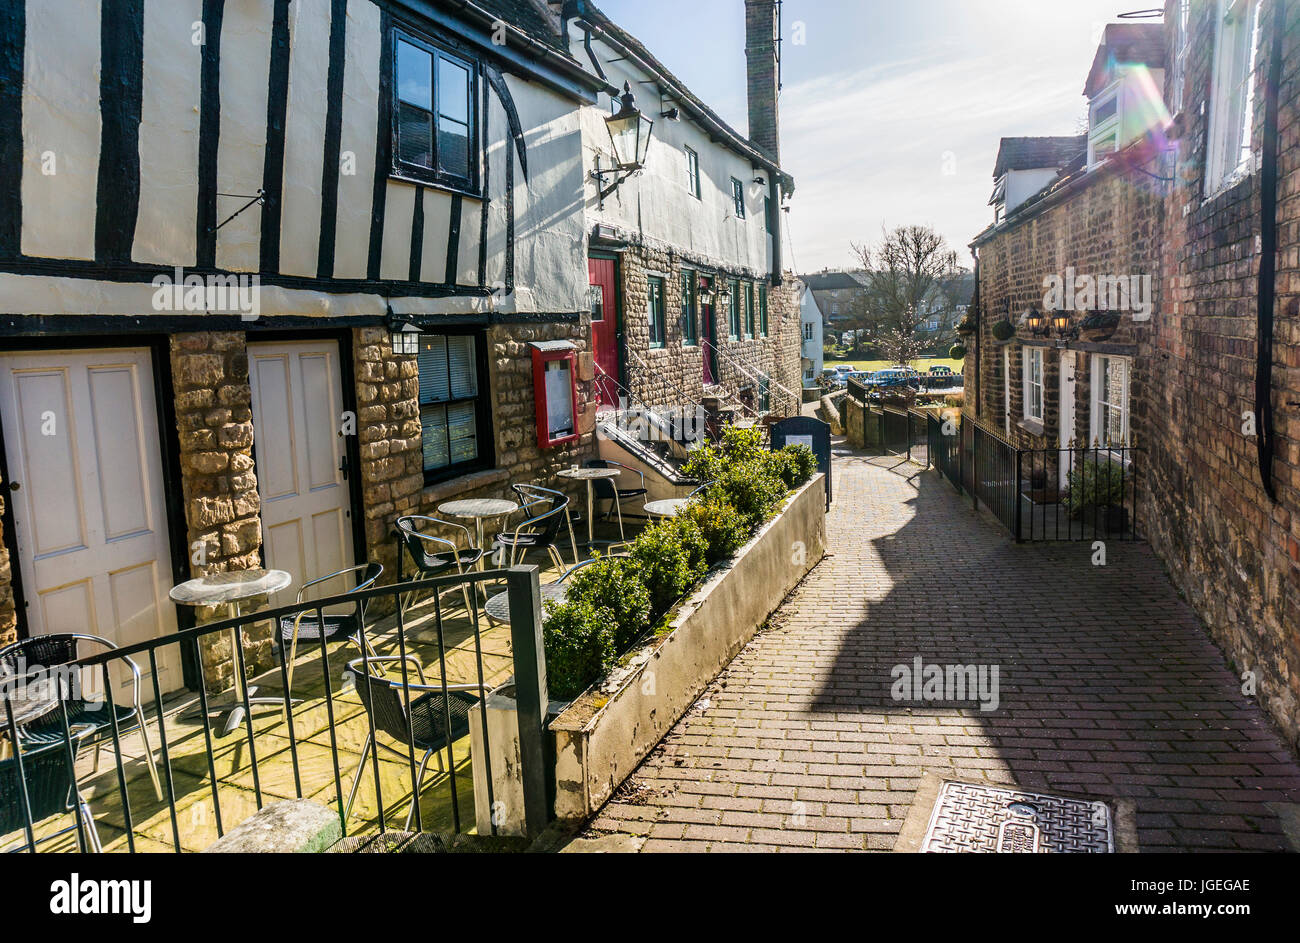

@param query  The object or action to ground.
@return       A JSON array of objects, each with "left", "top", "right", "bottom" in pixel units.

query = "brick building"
[{"left": 966, "top": 2, "right": 1300, "bottom": 746}]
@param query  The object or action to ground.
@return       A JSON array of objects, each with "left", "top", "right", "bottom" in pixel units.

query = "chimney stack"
[{"left": 744, "top": 0, "right": 780, "bottom": 163}]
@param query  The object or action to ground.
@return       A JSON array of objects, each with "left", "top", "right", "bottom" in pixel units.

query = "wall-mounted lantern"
[
  {"left": 716, "top": 283, "right": 733, "bottom": 310},
  {"left": 1024, "top": 307, "right": 1049, "bottom": 337},
  {"left": 591, "top": 82, "right": 654, "bottom": 209},
  {"left": 530, "top": 340, "right": 580, "bottom": 449},
  {"left": 1051, "top": 310, "right": 1078, "bottom": 341},
  {"left": 389, "top": 318, "right": 421, "bottom": 355}
]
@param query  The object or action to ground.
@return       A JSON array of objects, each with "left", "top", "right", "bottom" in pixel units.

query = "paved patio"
[
  {"left": 3, "top": 574, "right": 537, "bottom": 852},
  {"left": 575, "top": 447, "right": 1300, "bottom": 852}
]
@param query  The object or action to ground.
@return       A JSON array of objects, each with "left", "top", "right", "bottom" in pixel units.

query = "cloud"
[{"left": 784, "top": 44, "right": 1088, "bottom": 270}]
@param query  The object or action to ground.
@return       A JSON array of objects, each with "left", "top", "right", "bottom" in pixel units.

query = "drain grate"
[{"left": 922, "top": 781, "right": 1113, "bottom": 853}]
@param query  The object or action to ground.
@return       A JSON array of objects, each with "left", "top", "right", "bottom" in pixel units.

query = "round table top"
[
  {"left": 0, "top": 665, "right": 59, "bottom": 727},
  {"left": 437, "top": 498, "right": 518, "bottom": 519},
  {"left": 556, "top": 467, "right": 622, "bottom": 481},
  {"left": 169, "top": 568, "right": 293, "bottom": 606},
  {"left": 645, "top": 498, "right": 689, "bottom": 518},
  {"left": 484, "top": 583, "right": 568, "bottom": 624}
]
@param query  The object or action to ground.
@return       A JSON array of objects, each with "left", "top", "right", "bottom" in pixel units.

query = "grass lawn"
[{"left": 823, "top": 355, "right": 965, "bottom": 373}]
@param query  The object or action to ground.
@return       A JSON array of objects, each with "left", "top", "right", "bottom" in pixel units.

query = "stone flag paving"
[{"left": 571, "top": 449, "right": 1300, "bottom": 852}]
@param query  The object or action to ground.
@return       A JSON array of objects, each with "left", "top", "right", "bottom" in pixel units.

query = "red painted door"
[{"left": 588, "top": 257, "right": 620, "bottom": 407}]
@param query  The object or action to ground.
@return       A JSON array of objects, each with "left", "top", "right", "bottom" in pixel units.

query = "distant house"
[
  {"left": 797, "top": 283, "right": 824, "bottom": 384},
  {"left": 800, "top": 270, "right": 871, "bottom": 325}
]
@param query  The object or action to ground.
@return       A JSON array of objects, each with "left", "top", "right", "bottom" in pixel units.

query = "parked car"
[
  {"left": 928, "top": 365, "right": 955, "bottom": 376},
  {"left": 871, "top": 367, "right": 920, "bottom": 389}
]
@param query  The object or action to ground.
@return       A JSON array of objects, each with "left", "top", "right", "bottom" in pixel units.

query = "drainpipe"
[
  {"left": 769, "top": 176, "right": 782, "bottom": 285},
  {"left": 1255, "top": 2, "right": 1283, "bottom": 503},
  {"left": 971, "top": 248, "right": 981, "bottom": 420}
]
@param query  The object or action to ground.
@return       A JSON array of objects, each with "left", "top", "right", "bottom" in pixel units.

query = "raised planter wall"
[{"left": 550, "top": 474, "right": 827, "bottom": 822}]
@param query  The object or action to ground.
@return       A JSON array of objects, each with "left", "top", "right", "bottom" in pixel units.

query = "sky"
[{"left": 597, "top": 0, "right": 1149, "bottom": 273}]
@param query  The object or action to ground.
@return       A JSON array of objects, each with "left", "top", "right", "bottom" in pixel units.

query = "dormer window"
[{"left": 1088, "top": 84, "right": 1121, "bottom": 169}]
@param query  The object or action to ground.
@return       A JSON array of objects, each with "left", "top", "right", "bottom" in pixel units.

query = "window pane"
[
  {"left": 438, "top": 119, "right": 470, "bottom": 178},
  {"left": 398, "top": 102, "right": 434, "bottom": 168},
  {"left": 447, "top": 401, "right": 478, "bottom": 464},
  {"left": 438, "top": 56, "right": 470, "bottom": 123},
  {"left": 421, "top": 403, "right": 450, "bottom": 470},
  {"left": 418, "top": 335, "right": 449, "bottom": 404},
  {"left": 448, "top": 335, "right": 477, "bottom": 398},
  {"left": 397, "top": 40, "right": 432, "bottom": 109}
]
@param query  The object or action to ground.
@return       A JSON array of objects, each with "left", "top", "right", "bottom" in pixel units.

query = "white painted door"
[
  {"left": 1059, "top": 351, "right": 1076, "bottom": 489},
  {"left": 248, "top": 341, "right": 354, "bottom": 606},
  {"left": 0, "top": 348, "right": 182, "bottom": 701}
]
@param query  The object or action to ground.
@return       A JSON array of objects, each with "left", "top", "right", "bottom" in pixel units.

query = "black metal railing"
[
  {"left": 1, "top": 566, "right": 549, "bottom": 853},
  {"left": 929, "top": 413, "right": 1142, "bottom": 542}
]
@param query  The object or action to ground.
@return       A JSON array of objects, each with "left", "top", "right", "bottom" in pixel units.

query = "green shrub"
[
  {"left": 766, "top": 444, "right": 816, "bottom": 488},
  {"left": 677, "top": 499, "right": 749, "bottom": 564},
  {"left": 711, "top": 461, "right": 788, "bottom": 529},
  {"left": 542, "top": 598, "right": 615, "bottom": 702},
  {"left": 564, "top": 554, "right": 651, "bottom": 652},
  {"left": 1065, "top": 456, "right": 1127, "bottom": 517},
  {"left": 949, "top": 344, "right": 967, "bottom": 360},
  {"left": 630, "top": 517, "right": 709, "bottom": 616}
]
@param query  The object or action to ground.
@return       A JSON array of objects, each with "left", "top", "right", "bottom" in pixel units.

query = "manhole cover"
[{"left": 922, "top": 781, "right": 1113, "bottom": 853}]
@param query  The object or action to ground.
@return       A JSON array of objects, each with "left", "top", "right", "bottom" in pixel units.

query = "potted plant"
[
  {"left": 1065, "top": 453, "right": 1129, "bottom": 532},
  {"left": 991, "top": 319, "right": 1016, "bottom": 343},
  {"left": 1078, "top": 311, "right": 1121, "bottom": 342}
]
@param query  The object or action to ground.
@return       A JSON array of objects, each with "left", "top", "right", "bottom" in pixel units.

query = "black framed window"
[
  {"left": 417, "top": 331, "right": 491, "bottom": 481},
  {"left": 759, "top": 285, "right": 769, "bottom": 336},
  {"left": 648, "top": 276, "right": 666, "bottom": 348},
  {"left": 685, "top": 147, "right": 701, "bottom": 199},
  {"left": 731, "top": 178, "right": 746, "bottom": 218},
  {"left": 393, "top": 28, "right": 478, "bottom": 192},
  {"left": 728, "top": 279, "right": 741, "bottom": 340},
  {"left": 744, "top": 282, "right": 755, "bottom": 338},
  {"left": 680, "top": 270, "right": 698, "bottom": 346}
]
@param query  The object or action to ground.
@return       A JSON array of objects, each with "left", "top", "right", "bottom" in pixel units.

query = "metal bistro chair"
[
  {"left": 0, "top": 731, "right": 103, "bottom": 853},
  {"left": 585, "top": 459, "right": 648, "bottom": 541},
  {"left": 278, "top": 562, "right": 383, "bottom": 695},
  {"left": 495, "top": 485, "right": 578, "bottom": 571},
  {"left": 342, "top": 655, "right": 479, "bottom": 831},
  {"left": 394, "top": 516, "right": 486, "bottom": 615},
  {"left": 0, "top": 634, "right": 162, "bottom": 801}
]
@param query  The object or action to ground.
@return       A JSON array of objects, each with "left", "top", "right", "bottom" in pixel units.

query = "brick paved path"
[{"left": 575, "top": 448, "right": 1300, "bottom": 852}]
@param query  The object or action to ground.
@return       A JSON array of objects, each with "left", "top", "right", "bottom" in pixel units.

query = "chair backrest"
[
  {"left": 0, "top": 636, "right": 78, "bottom": 674},
  {"left": 511, "top": 489, "right": 567, "bottom": 544},
  {"left": 0, "top": 743, "right": 74, "bottom": 835},
  {"left": 345, "top": 662, "right": 414, "bottom": 744}
]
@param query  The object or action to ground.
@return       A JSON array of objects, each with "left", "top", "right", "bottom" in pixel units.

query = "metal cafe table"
[
  {"left": 169, "top": 568, "right": 293, "bottom": 736},
  {"left": 436, "top": 498, "right": 518, "bottom": 569},
  {"left": 483, "top": 582, "right": 568, "bottom": 626},
  {"left": 556, "top": 466, "right": 623, "bottom": 546},
  {"left": 644, "top": 498, "right": 688, "bottom": 519}
]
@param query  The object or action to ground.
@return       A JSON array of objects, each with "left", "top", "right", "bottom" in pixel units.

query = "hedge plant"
[{"left": 542, "top": 430, "right": 817, "bottom": 701}]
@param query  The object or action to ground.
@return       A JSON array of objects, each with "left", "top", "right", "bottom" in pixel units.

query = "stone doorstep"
[{"left": 891, "top": 772, "right": 1140, "bottom": 853}]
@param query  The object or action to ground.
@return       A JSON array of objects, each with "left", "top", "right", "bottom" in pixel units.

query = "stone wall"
[
  {"left": 615, "top": 240, "right": 801, "bottom": 423},
  {"left": 353, "top": 318, "right": 598, "bottom": 585},
  {"left": 968, "top": 162, "right": 1163, "bottom": 454},
  {"left": 1140, "top": 0, "right": 1300, "bottom": 745},
  {"left": 0, "top": 468, "right": 14, "bottom": 647},
  {"left": 170, "top": 332, "right": 270, "bottom": 688}
]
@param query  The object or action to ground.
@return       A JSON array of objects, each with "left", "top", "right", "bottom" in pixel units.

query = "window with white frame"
[
  {"left": 1087, "top": 83, "right": 1121, "bottom": 169},
  {"left": 1091, "top": 355, "right": 1130, "bottom": 447},
  {"left": 1171, "top": 0, "right": 1191, "bottom": 115},
  {"left": 1206, "top": 0, "right": 1263, "bottom": 193},
  {"left": 1022, "top": 346, "right": 1044, "bottom": 422}
]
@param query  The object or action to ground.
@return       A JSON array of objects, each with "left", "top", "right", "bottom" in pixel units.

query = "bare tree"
[{"left": 849, "top": 225, "right": 959, "bottom": 365}]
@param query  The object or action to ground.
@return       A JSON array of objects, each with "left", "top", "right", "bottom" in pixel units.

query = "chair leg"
[
  {"left": 614, "top": 494, "right": 626, "bottom": 541},
  {"left": 565, "top": 514, "right": 581, "bottom": 565},
  {"left": 343, "top": 734, "right": 374, "bottom": 824},
  {"left": 77, "top": 794, "right": 103, "bottom": 853},
  {"left": 134, "top": 706, "right": 163, "bottom": 801},
  {"left": 548, "top": 545, "right": 565, "bottom": 572},
  {"left": 92, "top": 739, "right": 102, "bottom": 774},
  {"left": 403, "top": 749, "right": 434, "bottom": 832}
]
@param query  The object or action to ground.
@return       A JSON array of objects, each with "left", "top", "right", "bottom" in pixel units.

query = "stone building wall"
[
  {"left": 616, "top": 240, "right": 801, "bottom": 424},
  {"left": 967, "top": 162, "right": 1163, "bottom": 456},
  {"left": 170, "top": 332, "right": 270, "bottom": 688},
  {"left": 353, "top": 318, "right": 598, "bottom": 586},
  {"left": 0, "top": 469, "right": 14, "bottom": 648},
  {"left": 1141, "top": 0, "right": 1300, "bottom": 746}
]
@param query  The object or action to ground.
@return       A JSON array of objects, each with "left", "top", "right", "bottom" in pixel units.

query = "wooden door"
[{"left": 588, "top": 257, "right": 620, "bottom": 407}]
